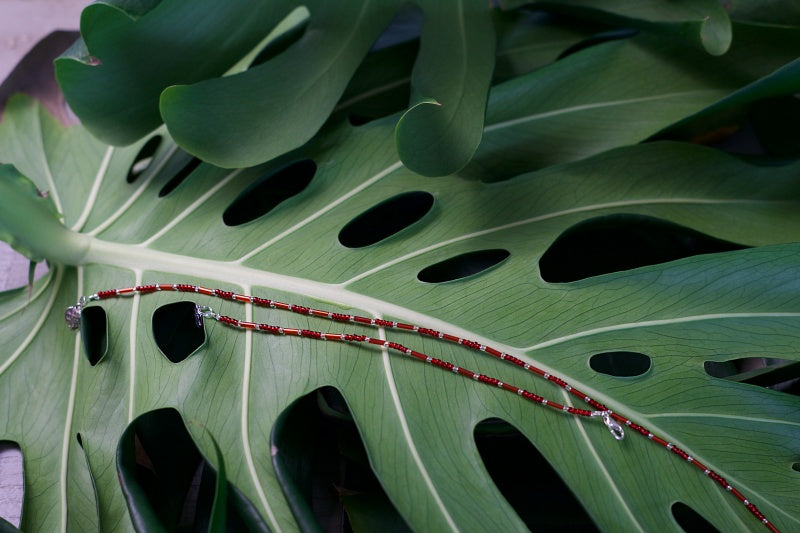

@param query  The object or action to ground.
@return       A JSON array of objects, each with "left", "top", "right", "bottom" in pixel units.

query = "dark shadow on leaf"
[
  {"left": 750, "top": 95, "right": 800, "bottom": 158},
  {"left": 248, "top": 15, "right": 309, "bottom": 69},
  {"left": 417, "top": 249, "right": 510, "bottom": 283},
  {"left": 590, "top": 351, "right": 651, "bottom": 377},
  {"left": 556, "top": 28, "right": 637, "bottom": 60},
  {"left": 333, "top": 5, "right": 421, "bottom": 126},
  {"left": 75, "top": 433, "right": 101, "bottom": 530},
  {"left": 338, "top": 191, "right": 434, "bottom": 248},
  {"left": 158, "top": 155, "right": 202, "bottom": 198},
  {"left": 474, "top": 418, "right": 597, "bottom": 531},
  {"left": 223, "top": 159, "right": 317, "bottom": 226},
  {"left": 271, "top": 387, "right": 410, "bottom": 532},
  {"left": 671, "top": 502, "right": 719, "bottom": 533},
  {"left": 116, "top": 408, "right": 269, "bottom": 533},
  {"left": 338, "top": 41, "right": 416, "bottom": 126},
  {"left": 539, "top": 214, "right": 748, "bottom": 283}
]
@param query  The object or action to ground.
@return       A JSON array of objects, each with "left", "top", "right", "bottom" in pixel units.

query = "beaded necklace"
[{"left": 66, "top": 283, "right": 779, "bottom": 532}]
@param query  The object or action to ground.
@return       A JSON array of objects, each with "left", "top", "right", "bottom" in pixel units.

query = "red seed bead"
[
  {"left": 671, "top": 447, "right": 688, "bottom": 460},
  {"left": 478, "top": 375, "right": 499, "bottom": 386},
  {"left": 431, "top": 359, "right": 453, "bottom": 371},
  {"left": 135, "top": 285, "right": 158, "bottom": 293},
  {"left": 218, "top": 315, "right": 239, "bottom": 326},
  {"left": 503, "top": 355, "right": 525, "bottom": 366},
  {"left": 521, "top": 391, "right": 544, "bottom": 403}
]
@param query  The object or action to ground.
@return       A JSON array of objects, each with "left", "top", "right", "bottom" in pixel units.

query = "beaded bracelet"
[{"left": 66, "top": 283, "right": 779, "bottom": 532}]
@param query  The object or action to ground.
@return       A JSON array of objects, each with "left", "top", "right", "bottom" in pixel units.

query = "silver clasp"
[
  {"left": 194, "top": 305, "right": 217, "bottom": 327},
  {"left": 591, "top": 410, "right": 625, "bottom": 440},
  {"left": 601, "top": 411, "right": 625, "bottom": 441}
]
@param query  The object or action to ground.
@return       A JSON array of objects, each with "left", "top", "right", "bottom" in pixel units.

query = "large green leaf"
[
  {"left": 1, "top": 94, "right": 799, "bottom": 531},
  {"left": 56, "top": 0, "right": 738, "bottom": 175},
  {"left": 54, "top": 0, "right": 303, "bottom": 146},
  {"left": 501, "top": 0, "right": 732, "bottom": 55},
  {"left": 466, "top": 22, "right": 800, "bottom": 180}
]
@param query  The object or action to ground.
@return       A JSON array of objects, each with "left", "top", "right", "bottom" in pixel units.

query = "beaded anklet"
[{"left": 66, "top": 283, "right": 779, "bottom": 532}]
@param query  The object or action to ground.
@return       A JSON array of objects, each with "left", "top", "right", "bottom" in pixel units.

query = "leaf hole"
[
  {"left": 539, "top": 214, "right": 748, "bottom": 283},
  {"left": 590, "top": 351, "right": 651, "bottom": 377},
  {"left": 338, "top": 191, "right": 434, "bottom": 248},
  {"left": 151, "top": 301, "right": 206, "bottom": 363},
  {"left": 473, "top": 419, "right": 597, "bottom": 531},
  {"left": 117, "top": 408, "right": 267, "bottom": 531},
  {"left": 417, "top": 249, "right": 510, "bottom": 283},
  {"left": 0, "top": 441, "right": 23, "bottom": 528},
  {"left": 158, "top": 155, "right": 202, "bottom": 198},
  {"left": 248, "top": 9, "right": 309, "bottom": 69},
  {"left": 271, "top": 387, "right": 410, "bottom": 531},
  {"left": 126, "top": 135, "right": 162, "bottom": 184},
  {"left": 222, "top": 159, "right": 317, "bottom": 226},
  {"left": 704, "top": 358, "right": 799, "bottom": 396},
  {"left": 671, "top": 501, "right": 719, "bottom": 533},
  {"left": 792, "top": 463, "right": 800, "bottom": 472},
  {"left": 80, "top": 306, "right": 108, "bottom": 366}
]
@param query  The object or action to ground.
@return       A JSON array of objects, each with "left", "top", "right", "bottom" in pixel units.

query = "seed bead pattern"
[{"left": 68, "top": 283, "right": 779, "bottom": 533}]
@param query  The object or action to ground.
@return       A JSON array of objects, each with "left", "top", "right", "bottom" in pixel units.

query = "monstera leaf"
[
  {"left": 55, "top": 0, "right": 743, "bottom": 175},
  {"left": 1, "top": 90, "right": 799, "bottom": 532}
]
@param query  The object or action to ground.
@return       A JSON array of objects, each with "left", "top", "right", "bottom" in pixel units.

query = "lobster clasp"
[
  {"left": 194, "top": 305, "right": 216, "bottom": 328},
  {"left": 602, "top": 411, "right": 625, "bottom": 441}
]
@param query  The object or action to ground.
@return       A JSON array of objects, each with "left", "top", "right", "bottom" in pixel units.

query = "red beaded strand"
[{"left": 76, "top": 283, "right": 779, "bottom": 533}]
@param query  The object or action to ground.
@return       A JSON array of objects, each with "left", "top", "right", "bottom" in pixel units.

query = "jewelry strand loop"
[{"left": 66, "top": 283, "right": 780, "bottom": 533}]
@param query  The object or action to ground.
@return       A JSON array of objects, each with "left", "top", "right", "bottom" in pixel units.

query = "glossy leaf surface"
[
  {"left": 56, "top": 0, "right": 744, "bottom": 175},
  {"left": 1, "top": 94, "right": 799, "bottom": 531}
]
